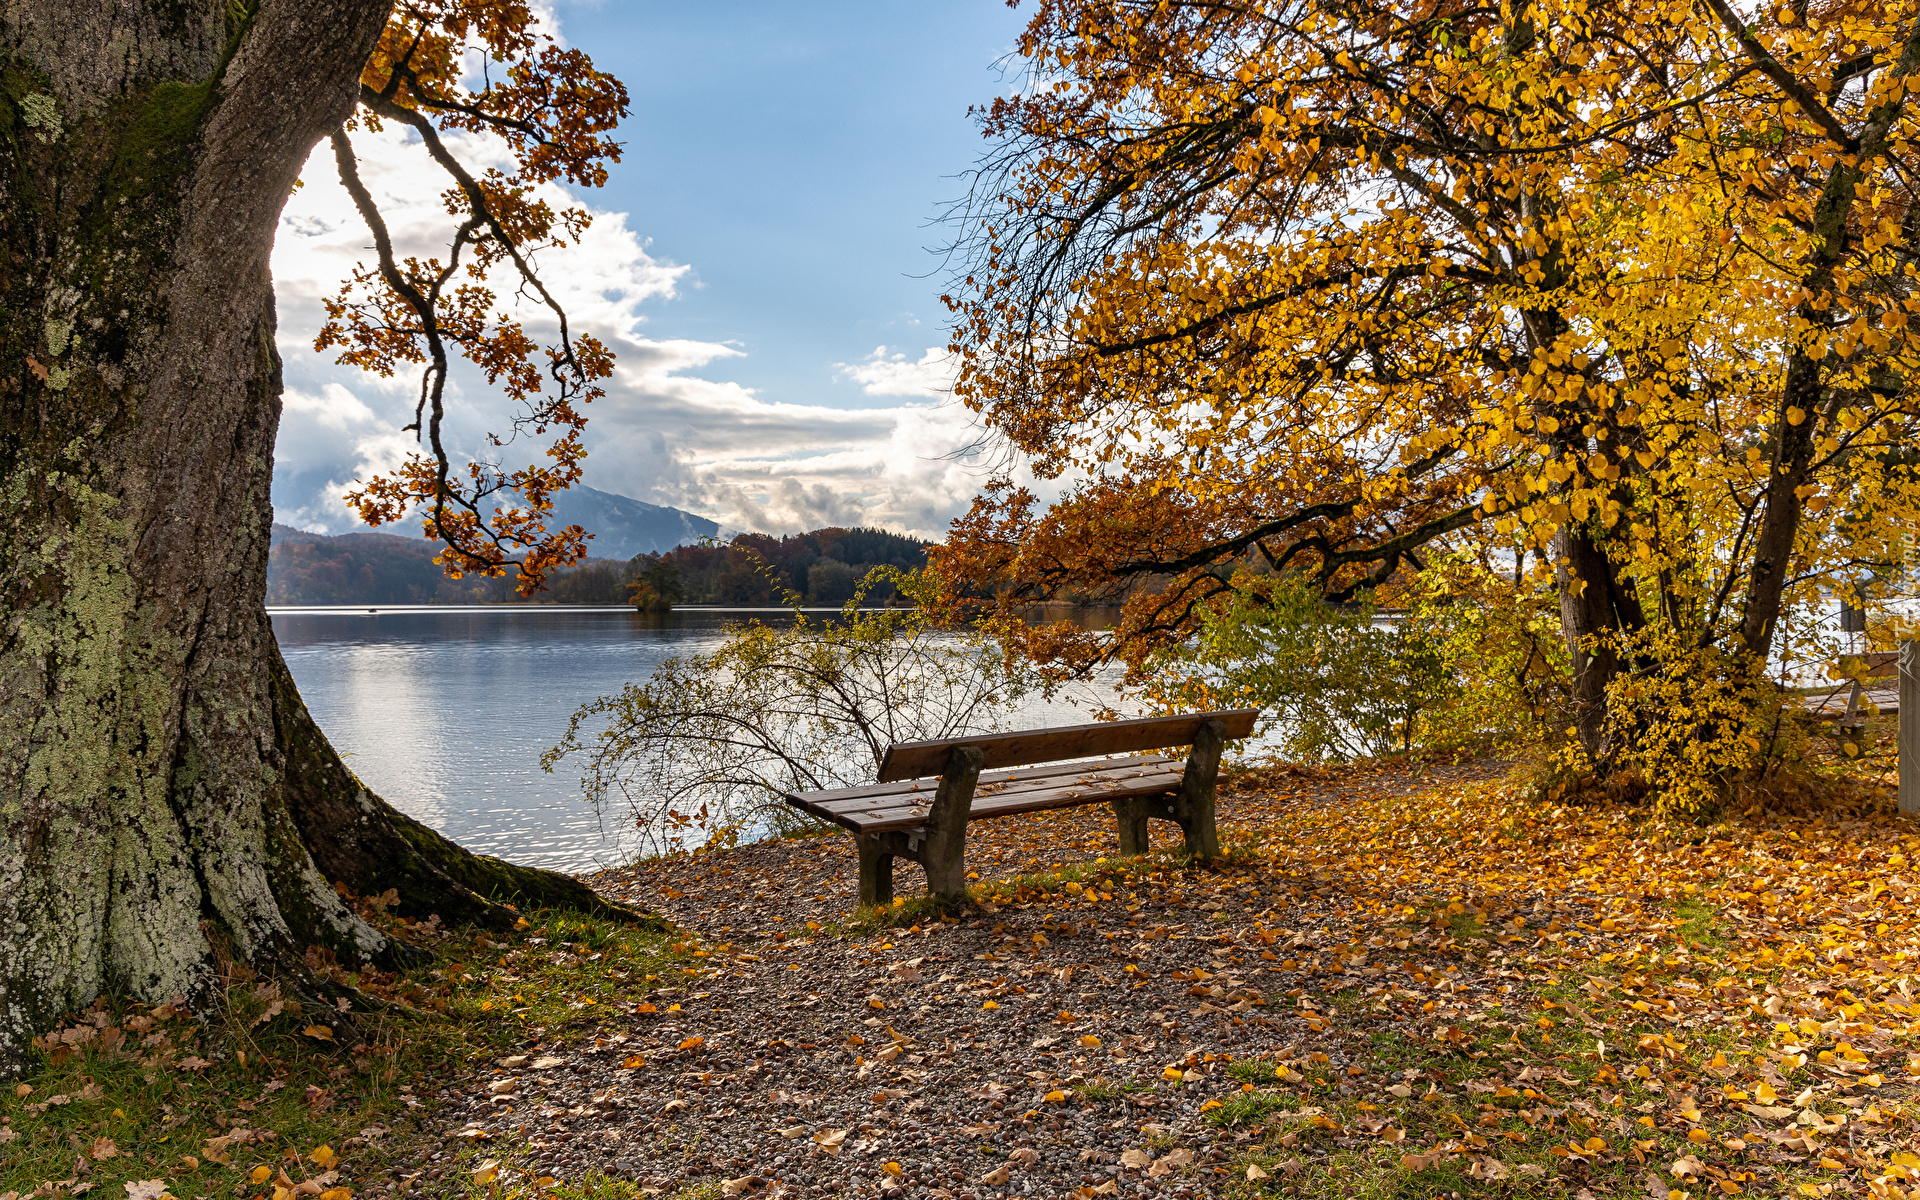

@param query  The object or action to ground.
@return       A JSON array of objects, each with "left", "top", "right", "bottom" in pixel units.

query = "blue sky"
[
  {"left": 269, "top": 1, "right": 1031, "bottom": 538},
  {"left": 558, "top": 0, "right": 1024, "bottom": 408}
]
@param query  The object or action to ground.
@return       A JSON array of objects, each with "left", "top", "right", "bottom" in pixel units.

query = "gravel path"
[{"left": 411, "top": 759, "right": 1503, "bottom": 1198}]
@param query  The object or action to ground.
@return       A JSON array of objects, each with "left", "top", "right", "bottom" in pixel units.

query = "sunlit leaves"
[
  {"left": 940, "top": 0, "right": 1920, "bottom": 792},
  {"left": 321, "top": 0, "right": 629, "bottom": 593}
]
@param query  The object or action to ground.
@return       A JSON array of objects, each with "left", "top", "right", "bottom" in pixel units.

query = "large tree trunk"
[{"left": 0, "top": 0, "right": 628, "bottom": 1076}]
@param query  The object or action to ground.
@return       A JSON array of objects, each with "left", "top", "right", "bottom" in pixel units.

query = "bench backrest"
[{"left": 876, "top": 708, "right": 1259, "bottom": 782}]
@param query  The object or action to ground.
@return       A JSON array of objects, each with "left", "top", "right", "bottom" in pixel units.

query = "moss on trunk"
[{"left": 0, "top": 0, "right": 644, "bottom": 1076}]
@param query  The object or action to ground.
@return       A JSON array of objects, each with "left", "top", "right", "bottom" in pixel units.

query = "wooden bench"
[{"left": 782, "top": 709, "right": 1259, "bottom": 906}]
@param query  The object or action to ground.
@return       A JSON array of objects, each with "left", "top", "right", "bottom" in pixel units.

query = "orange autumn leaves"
[
  {"left": 319, "top": 0, "right": 627, "bottom": 593},
  {"left": 937, "top": 0, "right": 1920, "bottom": 743},
  {"left": 918, "top": 757, "right": 1919, "bottom": 1193},
  {"left": 1231, "top": 772, "right": 1920, "bottom": 1190}
]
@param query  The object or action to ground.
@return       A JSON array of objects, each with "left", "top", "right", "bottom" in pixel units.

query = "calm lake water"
[{"left": 271, "top": 606, "right": 1133, "bottom": 873}]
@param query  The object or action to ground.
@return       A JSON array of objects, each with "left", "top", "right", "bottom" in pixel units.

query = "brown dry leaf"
[
  {"left": 1147, "top": 1148, "right": 1194, "bottom": 1178},
  {"left": 1246, "top": 1163, "right": 1270, "bottom": 1181},
  {"left": 980, "top": 1164, "right": 1011, "bottom": 1185},
  {"left": 532, "top": 1055, "right": 566, "bottom": 1070},
  {"left": 721, "top": 1177, "right": 756, "bottom": 1196},
  {"left": 123, "top": 1184, "right": 170, "bottom": 1200},
  {"left": 301, "top": 1025, "right": 334, "bottom": 1042},
  {"left": 90, "top": 1137, "right": 118, "bottom": 1160},
  {"left": 813, "top": 1128, "right": 847, "bottom": 1155}
]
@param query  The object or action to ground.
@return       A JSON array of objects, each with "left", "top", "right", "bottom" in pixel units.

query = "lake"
[{"left": 271, "top": 605, "right": 1133, "bottom": 873}]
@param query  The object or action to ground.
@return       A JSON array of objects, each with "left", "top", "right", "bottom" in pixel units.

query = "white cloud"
[
  {"left": 268, "top": 111, "right": 992, "bottom": 540},
  {"left": 836, "top": 345, "right": 955, "bottom": 399},
  {"left": 282, "top": 383, "right": 376, "bottom": 431}
]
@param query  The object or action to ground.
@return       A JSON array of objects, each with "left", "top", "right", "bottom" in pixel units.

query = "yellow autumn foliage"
[{"left": 941, "top": 0, "right": 1920, "bottom": 808}]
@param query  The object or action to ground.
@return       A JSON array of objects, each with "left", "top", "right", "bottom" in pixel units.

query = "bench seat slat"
[
  {"left": 848, "top": 760, "right": 1184, "bottom": 825},
  {"left": 784, "top": 754, "right": 1183, "bottom": 834},
  {"left": 856, "top": 767, "right": 1186, "bottom": 833},
  {"left": 792, "top": 753, "right": 1182, "bottom": 809},
  {"left": 792, "top": 757, "right": 1179, "bottom": 828}
]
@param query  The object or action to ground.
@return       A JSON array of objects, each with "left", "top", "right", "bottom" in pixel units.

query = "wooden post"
[
  {"left": 920, "top": 745, "right": 984, "bottom": 899},
  {"left": 1902, "top": 640, "right": 1920, "bottom": 816},
  {"left": 1111, "top": 796, "right": 1151, "bottom": 857},
  {"left": 1172, "top": 718, "right": 1226, "bottom": 860},
  {"left": 857, "top": 835, "right": 895, "bottom": 908}
]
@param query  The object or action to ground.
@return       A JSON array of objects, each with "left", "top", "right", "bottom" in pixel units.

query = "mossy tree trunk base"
[{"left": 0, "top": 0, "right": 634, "bottom": 1077}]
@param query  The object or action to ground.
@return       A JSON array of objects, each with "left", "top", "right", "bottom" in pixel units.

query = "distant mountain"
[
  {"left": 533, "top": 484, "right": 719, "bottom": 558},
  {"left": 266, "top": 486, "right": 719, "bottom": 605}
]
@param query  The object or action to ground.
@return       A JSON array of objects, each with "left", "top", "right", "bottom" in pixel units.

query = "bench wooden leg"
[
  {"left": 1172, "top": 718, "right": 1226, "bottom": 860},
  {"left": 1111, "top": 796, "right": 1151, "bottom": 856},
  {"left": 922, "top": 745, "right": 984, "bottom": 899},
  {"left": 857, "top": 836, "right": 895, "bottom": 907}
]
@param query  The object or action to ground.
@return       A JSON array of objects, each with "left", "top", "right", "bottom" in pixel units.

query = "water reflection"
[{"left": 272, "top": 606, "right": 1130, "bottom": 873}]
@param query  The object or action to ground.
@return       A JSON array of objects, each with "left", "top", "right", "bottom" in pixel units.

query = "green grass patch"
[
  {"left": 1672, "top": 893, "right": 1731, "bottom": 950},
  {"left": 1074, "top": 1078, "right": 1148, "bottom": 1103},
  {"left": 0, "top": 908, "right": 679, "bottom": 1196},
  {"left": 1204, "top": 1090, "right": 1300, "bottom": 1127}
]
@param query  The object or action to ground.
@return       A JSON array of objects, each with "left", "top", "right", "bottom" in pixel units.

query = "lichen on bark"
[{"left": 0, "top": 0, "right": 639, "bottom": 1076}]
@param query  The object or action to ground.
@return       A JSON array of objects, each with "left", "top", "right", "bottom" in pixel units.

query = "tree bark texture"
[
  {"left": 0, "top": 0, "right": 627, "bottom": 1075},
  {"left": 1553, "top": 524, "right": 1648, "bottom": 760}
]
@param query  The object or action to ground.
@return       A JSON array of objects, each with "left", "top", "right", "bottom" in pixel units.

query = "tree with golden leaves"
[{"left": 938, "top": 0, "right": 1920, "bottom": 790}]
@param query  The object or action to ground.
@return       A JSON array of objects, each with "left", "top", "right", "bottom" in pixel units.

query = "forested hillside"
[
  {"left": 266, "top": 525, "right": 929, "bottom": 606},
  {"left": 641, "top": 527, "right": 930, "bottom": 605}
]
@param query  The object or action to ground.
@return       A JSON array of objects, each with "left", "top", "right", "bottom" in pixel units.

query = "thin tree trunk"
[
  {"left": 0, "top": 0, "right": 629, "bottom": 1076},
  {"left": 1735, "top": 22, "right": 1920, "bottom": 662},
  {"left": 1554, "top": 525, "right": 1628, "bottom": 758}
]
